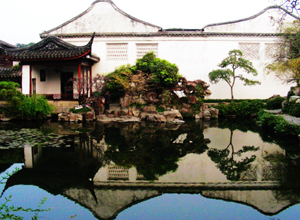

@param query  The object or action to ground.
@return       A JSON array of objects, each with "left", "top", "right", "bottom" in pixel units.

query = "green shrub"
[
  {"left": 258, "top": 111, "right": 300, "bottom": 136},
  {"left": 132, "top": 52, "right": 181, "bottom": 88},
  {"left": 8, "top": 95, "right": 53, "bottom": 119},
  {"left": 283, "top": 100, "right": 300, "bottom": 117},
  {"left": 216, "top": 100, "right": 265, "bottom": 117},
  {"left": 69, "top": 106, "right": 91, "bottom": 113},
  {"left": 0, "top": 81, "right": 23, "bottom": 101},
  {"left": 156, "top": 107, "right": 165, "bottom": 112},
  {"left": 266, "top": 96, "right": 285, "bottom": 110}
]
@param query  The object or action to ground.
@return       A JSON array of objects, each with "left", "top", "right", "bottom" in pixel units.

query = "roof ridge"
[
  {"left": 40, "top": 0, "right": 161, "bottom": 38},
  {"left": 202, "top": 5, "right": 300, "bottom": 30},
  {"left": 45, "top": 32, "right": 281, "bottom": 38}
]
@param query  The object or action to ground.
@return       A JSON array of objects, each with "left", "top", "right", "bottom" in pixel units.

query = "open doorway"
[{"left": 61, "top": 72, "right": 73, "bottom": 100}]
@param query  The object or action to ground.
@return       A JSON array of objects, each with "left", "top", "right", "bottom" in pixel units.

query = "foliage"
[
  {"left": 132, "top": 51, "right": 180, "bottom": 88},
  {"left": 112, "top": 69, "right": 151, "bottom": 98},
  {"left": 69, "top": 106, "right": 91, "bottom": 113},
  {"left": 16, "top": 42, "right": 35, "bottom": 48},
  {"left": 105, "top": 65, "right": 131, "bottom": 100},
  {"left": 0, "top": 196, "right": 50, "bottom": 220},
  {"left": 258, "top": 110, "right": 300, "bottom": 136},
  {"left": 0, "top": 81, "right": 23, "bottom": 102},
  {"left": 7, "top": 95, "right": 53, "bottom": 119},
  {"left": 105, "top": 52, "right": 181, "bottom": 100},
  {"left": 0, "top": 82, "right": 53, "bottom": 119},
  {"left": 128, "top": 102, "right": 145, "bottom": 109},
  {"left": 265, "top": 22, "right": 300, "bottom": 85},
  {"left": 283, "top": 99, "right": 300, "bottom": 116},
  {"left": 266, "top": 96, "right": 285, "bottom": 109},
  {"left": 208, "top": 49, "right": 261, "bottom": 102},
  {"left": 265, "top": 57, "right": 300, "bottom": 86},
  {"left": 0, "top": 149, "right": 24, "bottom": 163},
  {"left": 215, "top": 100, "right": 265, "bottom": 117}
]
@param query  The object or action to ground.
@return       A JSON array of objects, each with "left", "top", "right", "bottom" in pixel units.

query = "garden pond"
[{"left": 1, "top": 118, "right": 300, "bottom": 219}]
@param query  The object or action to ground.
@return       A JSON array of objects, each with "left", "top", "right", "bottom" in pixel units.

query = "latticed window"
[
  {"left": 107, "top": 43, "right": 128, "bottom": 60},
  {"left": 108, "top": 164, "right": 129, "bottom": 180},
  {"left": 265, "top": 43, "right": 279, "bottom": 60},
  {"left": 239, "top": 43, "right": 260, "bottom": 60},
  {"left": 136, "top": 43, "right": 158, "bottom": 59}
]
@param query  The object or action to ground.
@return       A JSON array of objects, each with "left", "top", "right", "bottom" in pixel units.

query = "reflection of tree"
[
  {"left": 104, "top": 122, "right": 210, "bottom": 180},
  {"left": 208, "top": 129, "right": 259, "bottom": 181}
]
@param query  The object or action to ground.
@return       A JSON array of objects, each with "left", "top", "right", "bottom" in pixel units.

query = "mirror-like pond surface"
[{"left": 1, "top": 119, "right": 300, "bottom": 219}]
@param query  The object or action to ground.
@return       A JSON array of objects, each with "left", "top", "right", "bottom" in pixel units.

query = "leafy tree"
[
  {"left": 105, "top": 52, "right": 181, "bottom": 100},
  {"left": 208, "top": 50, "right": 261, "bottom": 102},
  {"left": 265, "top": 22, "right": 300, "bottom": 85},
  {"left": 112, "top": 69, "right": 152, "bottom": 104},
  {"left": 132, "top": 51, "right": 180, "bottom": 88},
  {"left": 16, "top": 42, "right": 35, "bottom": 48},
  {"left": 0, "top": 81, "right": 23, "bottom": 101},
  {"left": 105, "top": 65, "right": 132, "bottom": 100}
]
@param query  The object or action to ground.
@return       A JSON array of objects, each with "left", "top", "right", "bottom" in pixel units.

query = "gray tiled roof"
[
  {"left": 2, "top": 34, "right": 96, "bottom": 61},
  {"left": 0, "top": 40, "right": 16, "bottom": 49},
  {"left": 0, "top": 68, "right": 22, "bottom": 78}
]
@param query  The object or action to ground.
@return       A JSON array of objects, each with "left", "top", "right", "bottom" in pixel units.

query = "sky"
[{"left": 0, "top": 0, "right": 278, "bottom": 45}]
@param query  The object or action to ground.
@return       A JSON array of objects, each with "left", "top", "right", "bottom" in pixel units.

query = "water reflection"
[{"left": 0, "top": 119, "right": 300, "bottom": 219}]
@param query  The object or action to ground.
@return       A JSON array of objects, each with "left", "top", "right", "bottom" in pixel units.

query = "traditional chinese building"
[
  {"left": 0, "top": 40, "right": 21, "bottom": 85},
  {"left": 3, "top": 0, "right": 300, "bottom": 100},
  {"left": 1, "top": 34, "right": 99, "bottom": 102}
]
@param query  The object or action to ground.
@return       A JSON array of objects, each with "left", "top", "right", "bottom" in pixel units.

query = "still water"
[{"left": 1, "top": 118, "right": 300, "bottom": 219}]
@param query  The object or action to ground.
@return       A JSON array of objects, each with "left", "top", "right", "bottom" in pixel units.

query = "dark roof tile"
[
  {"left": 0, "top": 68, "right": 22, "bottom": 78},
  {"left": 2, "top": 34, "right": 96, "bottom": 61}
]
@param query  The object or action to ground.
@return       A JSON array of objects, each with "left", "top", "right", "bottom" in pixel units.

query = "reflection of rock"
[{"left": 202, "top": 190, "right": 295, "bottom": 215}]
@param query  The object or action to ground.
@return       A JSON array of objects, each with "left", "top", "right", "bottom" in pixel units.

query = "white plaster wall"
[
  {"left": 65, "top": 35, "right": 292, "bottom": 99},
  {"left": 31, "top": 66, "right": 78, "bottom": 94},
  {"left": 47, "top": 4, "right": 296, "bottom": 99},
  {"left": 48, "top": 1, "right": 160, "bottom": 35},
  {"left": 21, "top": 65, "right": 30, "bottom": 95},
  {"left": 32, "top": 66, "right": 60, "bottom": 94}
]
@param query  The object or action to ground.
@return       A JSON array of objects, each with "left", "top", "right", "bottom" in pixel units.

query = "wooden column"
[{"left": 78, "top": 64, "right": 81, "bottom": 95}]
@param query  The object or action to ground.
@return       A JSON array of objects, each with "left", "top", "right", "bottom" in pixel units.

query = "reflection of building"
[{"left": 1, "top": 142, "right": 298, "bottom": 219}]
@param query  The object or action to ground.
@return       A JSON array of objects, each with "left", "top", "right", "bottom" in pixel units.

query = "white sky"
[{"left": 0, "top": 0, "right": 277, "bottom": 45}]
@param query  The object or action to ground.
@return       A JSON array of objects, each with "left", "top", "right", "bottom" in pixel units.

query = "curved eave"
[
  {"left": 203, "top": 5, "right": 300, "bottom": 30},
  {"left": 3, "top": 49, "right": 91, "bottom": 62},
  {"left": 40, "top": 0, "right": 161, "bottom": 38}
]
